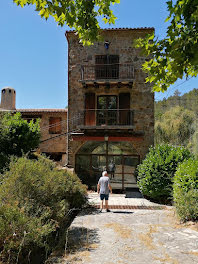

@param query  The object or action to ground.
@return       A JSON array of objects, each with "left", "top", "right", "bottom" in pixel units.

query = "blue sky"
[{"left": 0, "top": 0, "right": 197, "bottom": 108}]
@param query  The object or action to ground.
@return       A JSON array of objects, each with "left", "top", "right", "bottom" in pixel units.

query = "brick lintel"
[{"left": 72, "top": 136, "right": 143, "bottom": 142}]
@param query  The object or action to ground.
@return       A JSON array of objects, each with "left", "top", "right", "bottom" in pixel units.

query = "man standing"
[
  {"left": 109, "top": 160, "right": 115, "bottom": 179},
  {"left": 97, "top": 171, "right": 112, "bottom": 212}
]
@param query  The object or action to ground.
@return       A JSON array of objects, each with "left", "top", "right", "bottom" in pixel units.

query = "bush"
[
  {"left": 137, "top": 144, "right": 192, "bottom": 203},
  {"left": 0, "top": 156, "right": 87, "bottom": 263},
  {"left": 173, "top": 158, "right": 198, "bottom": 221},
  {"left": 0, "top": 112, "right": 40, "bottom": 172}
]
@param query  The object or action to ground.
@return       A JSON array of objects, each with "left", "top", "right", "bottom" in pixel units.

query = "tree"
[
  {"left": 155, "top": 106, "right": 195, "bottom": 147},
  {"left": 0, "top": 112, "right": 40, "bottom": 171},
  {"left": 135, "top": 0, "right": 198, "bottom": 92},
  {"left": 13, "top": 0, "right": 120, "bottom": 45},
  {"left": 173, "top": 89, "right": 181, "bottom": 97},
  {"left": 14, "top": 1, "right": 198, "bottom": 91}
]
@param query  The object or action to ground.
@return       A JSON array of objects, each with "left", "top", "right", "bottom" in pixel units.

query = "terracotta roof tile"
[
  {"left": 16, "top": 109, "right": 67, "bottom": 113},
  {"left": 66, "top": 27, "right": 154, "bottom": 34}
]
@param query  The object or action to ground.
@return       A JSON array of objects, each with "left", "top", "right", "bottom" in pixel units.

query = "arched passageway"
[{"left": 75, "top": 141, "right": 140, "bottom": 190}]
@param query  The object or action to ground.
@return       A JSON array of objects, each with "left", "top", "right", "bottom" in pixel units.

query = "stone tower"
[
  {"left": 0, "top": 87, "right": 16, "bottom": 110},
  {"left": 66, "top": 28, "right": 154, "bottom": 190}
]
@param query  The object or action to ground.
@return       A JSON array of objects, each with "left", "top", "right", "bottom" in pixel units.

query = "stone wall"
[
  {"left": 66, "top": 28, "right": 154, "bottom": 168},
  {"left": 39, "top": 111, "right": 67, "bottom": 153},
  {"left": 19, "top": 110, "right": 67, "bottom": 165}
]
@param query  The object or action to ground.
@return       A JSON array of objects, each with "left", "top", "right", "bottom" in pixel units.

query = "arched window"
[{"left": 76, "top": 141, "right": 140, "bottom": 190}]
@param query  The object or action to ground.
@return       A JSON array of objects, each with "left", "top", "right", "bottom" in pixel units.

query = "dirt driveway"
[{"left": 48, "top": 208, "right": 198, "bottom": 264}]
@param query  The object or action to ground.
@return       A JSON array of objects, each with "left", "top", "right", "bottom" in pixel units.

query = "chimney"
[{"left": 0, "top": 87, "right": 16, "bottom": 110}]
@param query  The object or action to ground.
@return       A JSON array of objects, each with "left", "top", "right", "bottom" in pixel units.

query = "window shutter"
[
  {"left": 85, "top": 93, "right": 96, "bottom": 126},
  {"left": 49, "top": 117, "right": 62, "bottom": 134},
  {"left": 119, "top": 93, "right": 130, "bottom": 125}
]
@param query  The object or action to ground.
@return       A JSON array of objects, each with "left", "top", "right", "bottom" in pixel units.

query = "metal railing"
[
  {"left": 81, "top": 64, "right": 134, "bottom": 81},
  {"left": 70, "top": 109, "right": 134, "bottom": 127}
]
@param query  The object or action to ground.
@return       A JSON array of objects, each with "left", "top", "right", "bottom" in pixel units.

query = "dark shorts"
[{"left": 100, "top": 194, "right": 109, "bottom": 200}]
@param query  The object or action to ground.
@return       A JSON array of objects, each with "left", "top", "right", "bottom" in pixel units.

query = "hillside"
[
  {"left": 155, "top": 88, "right": 198, "bottom": 120},
  {"left": 154, "top": 88, "right": 198, "bottom": 155}
]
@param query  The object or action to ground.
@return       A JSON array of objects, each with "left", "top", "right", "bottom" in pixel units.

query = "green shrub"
[
  {"left": 173, "top": 158, "right": 198, "bottom": 221},
  {"left": 0, "top": 156, "right": 87, "bottom": 263},
  {"left": 137, "top": 144, "right": 192, "bottom": 203},
  {"left": 0, "top": 112, "right": 40, "bottom": 172}
]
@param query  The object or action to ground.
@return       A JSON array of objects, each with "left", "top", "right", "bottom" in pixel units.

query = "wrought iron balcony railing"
[
  {"left": 70, "top": 109, "right": 134, "bottom": 128},
  {"left": 81, "top": 64, "right": 134, "bottom": 81}
]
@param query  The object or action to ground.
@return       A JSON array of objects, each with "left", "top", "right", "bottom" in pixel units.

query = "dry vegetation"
[{"left": 104, "top": 222, "right": 132, "bottom": 239}]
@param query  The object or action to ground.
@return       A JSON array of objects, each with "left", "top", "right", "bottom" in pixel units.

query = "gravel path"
[{"left": 48, "top": 208, "right": 198, "bottom": 264}]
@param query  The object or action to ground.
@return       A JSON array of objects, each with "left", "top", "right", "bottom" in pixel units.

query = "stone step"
[{"left": 93, "top": 205, "right": 165, "bottom": 210}]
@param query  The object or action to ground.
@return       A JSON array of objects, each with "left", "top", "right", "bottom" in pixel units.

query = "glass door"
[
  {"left": 97, "top": 96, "right": 117, "bottom": 125},
  {"left": 123, "top": 156, "right": 139, "bottom": 188},
  {"left": 91, "top": 155, "right": 107, "bottom": 183},
  {"left": 108, "top": 155, "right": 123, "bottom": 189}
]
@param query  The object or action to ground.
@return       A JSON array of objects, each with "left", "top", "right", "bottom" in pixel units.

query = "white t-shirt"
[{"left": 98, "top": 176, "right": 110, "bottom": 195}]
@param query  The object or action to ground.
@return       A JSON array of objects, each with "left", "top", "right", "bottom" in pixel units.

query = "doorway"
[{"left": 75, "top": 141, "right": 140, "bottom": 190}]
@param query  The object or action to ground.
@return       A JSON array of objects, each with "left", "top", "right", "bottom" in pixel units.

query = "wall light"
[
  {"left": 104, "top": 41, "right": 110, "bottom": 49},
  {"left": 104, "top": 135, "right": 109, "bottom": 141}
]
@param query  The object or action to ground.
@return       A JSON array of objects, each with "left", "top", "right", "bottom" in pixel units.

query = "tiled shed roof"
[
  {"left": 16, "top": 109, "right": 67, "bottom": 113},
  {"left": 0, "top": 108, "right": 13, "bottom": 112},
  {"left": 66, "top": 27, "right": 154, "bottom": 34}
]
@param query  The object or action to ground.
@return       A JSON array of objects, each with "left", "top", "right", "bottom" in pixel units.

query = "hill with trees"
[
  {"left": 155, "top": 88, "right": 198, "bottom": 155},
  {"left": 155, "top": 88, "right": 198, "bottom": 117}
]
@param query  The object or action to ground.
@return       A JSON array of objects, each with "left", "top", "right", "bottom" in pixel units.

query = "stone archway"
[{"left": 75, "top": 141, "right": 140, "bottom": 190}]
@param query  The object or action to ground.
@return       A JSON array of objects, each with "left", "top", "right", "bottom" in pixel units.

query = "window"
[
  {"left": 97, "top": 95, "right": 117, "bottom": 125},
  {"left": 84, "top": 93, "right": 132, "bottom": 126},
  {"left": 95, "top": 55, "right": 119, "bottom": 79},
  {"left": 49, "top": 117, "right": 62, "bottom": 134},
  {"left": 22, "top": 115, "right": 41, "bottom": 123}
]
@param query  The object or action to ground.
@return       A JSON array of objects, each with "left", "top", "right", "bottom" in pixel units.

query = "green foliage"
[
  {"left": 155, "top": 106, "right": 195, "bottom": 146},
  {"left": 13, "top": 0, "right": 120, "bottom": 45},
  {"left": 0, "top": 113, "right": 40, "bottom": 172},
  {"left": 155, "top": 88, "right": 198, "bottom": 115},
  {"left": 173, "top": 158, "right": 198, "bottom": 221},
  {"left": 13, "top": 0, "right": 198, "bottom": 89},
  {"left": 0, "top": 156, "right": 87, "bottom": 263},
  {"left": 137, "top": 144, "right": 192, "bottom": 202},
  {"left": 135, "top": 0, "right": 198, "bottom": 92},
  {"left": 155, "top": 89, "right": 198, "bottom": 155}
]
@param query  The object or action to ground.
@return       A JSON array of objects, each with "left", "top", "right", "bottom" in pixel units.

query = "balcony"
[
  {"left": 71, "top": 109, "right": 134, "bottom": 131},
  {"left": 80, "top": 64, "right": 134, "bottom": 83}
]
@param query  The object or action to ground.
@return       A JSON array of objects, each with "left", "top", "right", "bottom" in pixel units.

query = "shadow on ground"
[
  {"left": 67, "top": 226, "right": 100, "bottom": 253},
  {"left": 46, "top": 208, "right": 100, "bottom": 264},
  {"left": 113, "top": 211, "right": 134, "bottom": 214},
  {"left": 79, "top": 206, "right": 101, "bottom": 216}
]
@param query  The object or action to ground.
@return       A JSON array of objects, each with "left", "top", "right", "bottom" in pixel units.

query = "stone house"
[
  {"left": 66, "top": 28, "right": 154, "bottom": 190},
  {"left": 0, "top": 87, "right": 67, "bottom": 165}
]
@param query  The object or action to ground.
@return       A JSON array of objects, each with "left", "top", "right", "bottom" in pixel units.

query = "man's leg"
[
  {"left": 105, "top": 194, "right": 110, "bottom": 212},
  {"left": 100, "top": 194, "right": 104, "bottom": 212},
  {"left": 100, "top": 199, "right": 104, "bottom": 210},
  {"left": 105, "top": 199, "right": 109, "bottom": 210}
]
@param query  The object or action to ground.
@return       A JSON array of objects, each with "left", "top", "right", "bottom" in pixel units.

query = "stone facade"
[
  {"left": 66, "top": 28, "right": 154, "bottom": 171},
  {"left": 18, "top": 109, "right": 67, "bottom": 165},
  {"left": 0, "top": 87, "right": 67, "bottom": 165}
]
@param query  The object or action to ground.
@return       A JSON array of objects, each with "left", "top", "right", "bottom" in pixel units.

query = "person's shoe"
[
  {"left": 106, "top": 209, "right": 111, "bottom": 212},
  {"left": 99, "top": 209, "right": 103, "bottom": 213}
]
